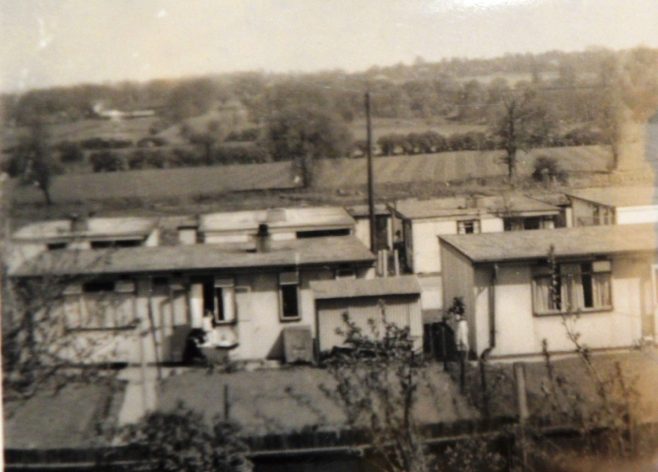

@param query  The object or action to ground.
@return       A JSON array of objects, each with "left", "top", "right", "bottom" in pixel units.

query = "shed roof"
[
  {"left": 12, "top": 217, "right": 158, "bottom": 242},
  {"left": 311, "top": 275, "right": 421, "bottom": 300},
  {"left": 394, "top": 194, "right": 558, "bottom": 220},
  {"left": 11, "top": 236, "right": 374, "bottom": 277},
  {"left": 440, "top": 223, "right": 658, "bottom": 263},
  {"left": 566, "top": 187, "right": 658, "bottom": 208},
  {"left": 200, "top": 206, "right": 355, "bottom": 233}
]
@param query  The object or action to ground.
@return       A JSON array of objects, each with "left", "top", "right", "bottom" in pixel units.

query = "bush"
[
  {"left": 137, "top": 136, "right": 168, "bottom": 147},
  {"left": 169, "top": 147, "right": 205, "bottom": 167},
  {"left": 81, "top": 137, "right": 132, "bottom": 150},
  {"left": 90, "top": 151, "right": 124, "bottom": 172},
  {"left": 211, "top": 144, "right": 270, "bottom": 165},
  {"left": 119, "top": 401, "right": 252, "bottom": 472},
  {"left": 225, "top": 128, "right": 260, "bottom": 142},
  {"left": 57, "top": 141, "right": 84, "bottom": 163},
  {"left": 532, "top": 155, "right": 568, "bottom": 183}
]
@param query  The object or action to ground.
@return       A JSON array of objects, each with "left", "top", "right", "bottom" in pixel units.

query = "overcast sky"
[{"left": 1, "top": 0, "right": 657, "bottom": 92}]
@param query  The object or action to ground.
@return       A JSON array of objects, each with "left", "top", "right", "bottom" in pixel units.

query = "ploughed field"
[{"left": 8, "top": 145, "right": 611, "bottom": 205}]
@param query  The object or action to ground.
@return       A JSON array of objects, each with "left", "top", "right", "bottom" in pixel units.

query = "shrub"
[
  {"left": 57, "top": 141, "right": 84, "bottom": 163},
  {"left": 120, "top": 402, "right": 252, "bottom": 472},
  {"left": 90, "top": 151, "right": 124, "bottom": 172},
  {"left": 532, "top": 155, "right": 568, "bottom": 183}
]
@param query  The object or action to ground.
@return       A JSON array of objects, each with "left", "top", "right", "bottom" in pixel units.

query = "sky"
[{"left": 1, "top": 0, "right": 657, "bottom": 92}]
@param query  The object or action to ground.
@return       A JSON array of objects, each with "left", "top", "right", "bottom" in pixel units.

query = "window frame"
[
  {"left": 212, "top": 277, "right": 236, "bottom": 326},
  {"left": 278, "top": 271, "right": 301, "bottom": 322},
  {"left": 457, "top": 219, "right": 480, "bottom": 235},
  {"left": 532, "top": 259, "right": 613, "bottom": 316},
  {"left": 64, "top": 279, "right": 137, "bottom": 332}
]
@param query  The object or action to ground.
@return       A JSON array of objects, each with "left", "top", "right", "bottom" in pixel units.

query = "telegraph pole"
[{"left": 365, "top": 91, "right": 376, "bottom": 252}]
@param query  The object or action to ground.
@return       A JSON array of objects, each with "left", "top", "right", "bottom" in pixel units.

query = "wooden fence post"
[
  {"left": 224, "top": 384, "right": 230, "bottom": 421},
  {"left": 514, "top": 362, "right": 529, "bottom": 470},
  {"left": 480, "top": 359, "right": 490, "bottom": 419}
]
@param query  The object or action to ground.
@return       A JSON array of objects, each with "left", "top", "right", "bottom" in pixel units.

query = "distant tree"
[
  {"left": 264, "top": 106, "right": 352, "bottom": 187},
  {"left": 5, "top": 120, "right": 61, "bottom": 204},
  {"left": 490, "top": 90, "right": 556, "bottom": 179},
  {"left": 188, "top": 120, "right": 225, "bottom": 166},
  {"left": 377, "top": 134, "right": 398, "bottom": 156}
]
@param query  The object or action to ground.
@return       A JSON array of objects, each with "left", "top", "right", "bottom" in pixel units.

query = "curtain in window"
[
  {"left": 592, "top": 273, "right": 612, "bottom": 307},
  {"left": 533, "top": 276, "right": 553, "bottom": 312},
  {"left": 561, "top": 264, "right": 583, "bottom": 311}
]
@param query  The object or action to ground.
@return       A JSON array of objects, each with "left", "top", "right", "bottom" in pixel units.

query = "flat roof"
[
  {"left": 567, "top": 187, "right": 658, "bottom": 208},
  {"left": 440, "top": 224, "right": 658, "bottom": 263},
  {"left": 393, "top": 194, "right": 559, "bottom": 220},
  {"left": 345, "top": 204, "right": 390, "bottom": 217},
  {"left": 12, "top": 236, "right": 374, "bottom": 277},
  {"left": 200, "top": 206, "right": 355, "bottom": 233},
  {"left": 13, "top": 217, "right": 158, "bottom": 242},
  {"left": 311, "top": 275, "right": 421, "bottom": 300}
]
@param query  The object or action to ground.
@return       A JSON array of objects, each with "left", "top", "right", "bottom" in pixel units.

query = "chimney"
[
  {"left": 255, "top": 223, "right": 271, "bottom": 253},
  {"left": 69, "top": 212, "right": 89, "bottom": 232}
]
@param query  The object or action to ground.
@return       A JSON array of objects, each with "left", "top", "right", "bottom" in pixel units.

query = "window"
[
  {"left": 65, "top": 279, "right": 135, "bottom": 330},
  {"left": 533, "top": 260, "right": 612, "bottom": 315},
  {"left": 47, "top": 242, "right": 68, "bottom": 250},
  {"left": 90, "top": 239, "right": 142, "bottom": 249},
  {"left": 335, "top": 267, "right": 356, "bottom": 279},
  {"left": 457, "top": 219, "right": 480, "bottom": 234},
  {"left": 279, "top": 271, "right": 300, "bottom": 320},
  {"left": 200, "top": 277, "right": 236, "bottom": 325},
  {"left": 296, "top": 228, "right": 351, "bottom": 238}
]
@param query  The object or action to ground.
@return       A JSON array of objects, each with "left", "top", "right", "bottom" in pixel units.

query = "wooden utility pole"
[{"left": 365, "top": 91, "right": 376, "bottom": 252}]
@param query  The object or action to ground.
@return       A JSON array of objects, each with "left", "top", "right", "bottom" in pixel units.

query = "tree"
[
  {"left": 118, "top": 402, "right": 252, "bottom": 472},
  {"left": 490, "top": 90, "right": 556, "bottom": 179},
  {"left": 264, "top": 106, "right": 352, "bottom": 187},
  {"left": 322, "top": 307, "right": 430, "bottom": 472},
  {"left": 6, "top": 121, "right": 61, "bottom": 204},
  {"left": 2, "top": 249, "right": 116, "bottom": 400},
  {"left": 188, "top": 120, "right": 225, "bottom": 166}
]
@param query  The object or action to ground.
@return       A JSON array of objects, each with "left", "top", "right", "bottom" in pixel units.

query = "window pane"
[
  {"left": 281, "top": 285, "right": 299, "bottom": 319},
  {"left": 214, "top": 287, "right": 225, "bottom": 322},
  {"left": 592, "top": 273, "right": 612, "bottom": 307}
]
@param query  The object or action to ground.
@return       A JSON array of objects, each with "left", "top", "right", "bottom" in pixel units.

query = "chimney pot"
[{"left": 255, "top": 223, "right": 271, "bottom": 252}]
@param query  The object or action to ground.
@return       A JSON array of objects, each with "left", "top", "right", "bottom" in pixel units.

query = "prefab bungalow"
[
  {"left": 8, "top": 215, "right": 160, "bottom": 271},
  {"left": 10, "top": 235, "right": 375, "bottom": 365},
  {"left": 439, "top": 224, "right": 658, "bottom": 360},
  {"left": 311, "top": 275, "right": 423, "bottom": 354},
  {"left": 567, "top": 187, "right": 658, "bottom": 227},
  {"left": 391, "top": 194, "right": 560, "bottom": 311},
  {"left": 198, "top": 206, "right": 356, "bottom": 244}
]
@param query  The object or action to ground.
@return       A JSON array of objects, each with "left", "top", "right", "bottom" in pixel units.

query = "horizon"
[{"left": 2, "top": 0, "right": 658, "bottom": 94}]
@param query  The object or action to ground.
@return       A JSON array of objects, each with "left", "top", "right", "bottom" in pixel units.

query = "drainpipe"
[{"left": 481, "top": 263, "right": 498, "bottom": 359}]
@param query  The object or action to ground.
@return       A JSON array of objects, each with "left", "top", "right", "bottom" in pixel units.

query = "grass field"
[
  {"left": 9, "top": 160, "right": 298, "bottom": 205},
  {"left": 314, "top": 145, "right": 612, "bottom": 188}
]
